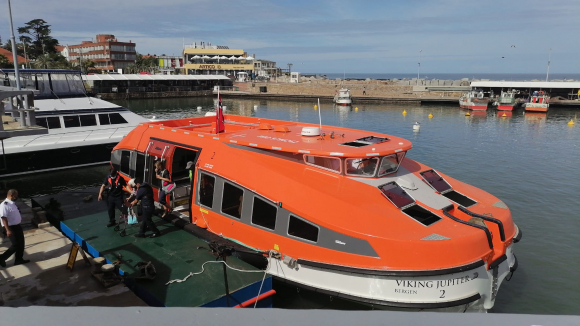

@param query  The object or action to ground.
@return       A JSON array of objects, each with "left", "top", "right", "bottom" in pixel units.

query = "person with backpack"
[
  {"left": 130, "top": 177, "right": 161, "bottom": 238},
  {"left": 154, "top": 161, "right": 172, "bottom": 217},
  {"left": 98, "top": 167, "right": 129, "bottom": 227}
]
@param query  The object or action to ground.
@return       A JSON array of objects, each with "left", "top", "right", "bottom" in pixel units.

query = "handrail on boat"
[
  {"left": 442, "top": 205, "right": 493, "bottom": 249},
  {"left": 458, "top": 206, "right": 506, "bottom": 241}
]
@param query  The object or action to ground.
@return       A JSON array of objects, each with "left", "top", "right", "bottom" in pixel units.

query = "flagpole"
[{"left": 317, "top": 98, "right": 322, "bottom": 132}]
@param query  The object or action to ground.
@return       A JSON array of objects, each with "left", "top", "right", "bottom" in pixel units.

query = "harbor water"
[{"left": 2, "top": 97, "right": 578, "bottom": 314}]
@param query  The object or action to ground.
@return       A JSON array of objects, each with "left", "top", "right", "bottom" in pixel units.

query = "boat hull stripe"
[{"left": 296, "top": 259, "right": 485, "bottom": 277}]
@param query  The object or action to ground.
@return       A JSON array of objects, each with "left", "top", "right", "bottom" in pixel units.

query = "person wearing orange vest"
[{"left": 98, "top": 167, "right": 129, "bottom": 227}]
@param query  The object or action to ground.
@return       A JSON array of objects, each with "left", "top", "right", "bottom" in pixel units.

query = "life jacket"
[{"left": 108, "top": 174, "right": 121, "bottom": 188}]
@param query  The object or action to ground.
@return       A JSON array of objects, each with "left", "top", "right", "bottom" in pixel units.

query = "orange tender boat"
[{"left": 111, "top": 112, "right": 521, "bottom": 311}]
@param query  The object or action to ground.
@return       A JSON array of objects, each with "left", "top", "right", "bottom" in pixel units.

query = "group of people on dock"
[{"left": 97, "top": 161, "right": 172, "bottom": 238}]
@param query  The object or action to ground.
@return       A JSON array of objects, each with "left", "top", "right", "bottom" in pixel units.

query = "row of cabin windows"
[
  {"left": 36, "top": 113, "right": 128, "bottom": 129},
  {"left": 199, "top": 173, "right": 319, "bottom": 243}
]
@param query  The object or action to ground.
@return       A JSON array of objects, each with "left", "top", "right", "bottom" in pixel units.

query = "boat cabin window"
[
  {"left": 99, "top": 114, "right": 111, "bottom": 125},
  {"left": 63, "top": 115, "right": 81, "bottom": 128},
  {"left": 345, "top": 157, "right": 378, "bottom": 177},
  {"left": 36, "top": 117, "right": 61, "bottom": 129},
  {"left": 288, "top": 215, "right": 319, "bottom": 243},
  {"left": 378, "top": 152, "right": 405, "bottom": 177},
  {"left": 120, "top": 151, "right": 131, "bottom": 175},
  {"left": 251, "top": 197, "right": 277, "bottom": 231},
  {"left": 110, "top": 113, "right": 128, "bottom": 124},
  {"left": 199, "top": 173, "right": 215, "bottom": 208},
  {"left": 221, "top": 182, "right": 243, "bottom": 219},
  {"left": 99, "top": 113, "right": 128, "bottom": 125},
  {"left": 420, "top": 170, "right": 452, "bottom": 193},
  {"left": 304, "top": 155, "right": 341, "bottom": 173},
  {"left": 379, "top": 182, "right": 415, "bottom": 209},
  {"left": 79, "top": 114, "right": 97, "bottom": 127}
]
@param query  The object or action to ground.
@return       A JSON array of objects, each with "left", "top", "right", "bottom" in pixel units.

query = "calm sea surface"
[{"left": 3, "top": 97, "right": 579, "bottom": 314}]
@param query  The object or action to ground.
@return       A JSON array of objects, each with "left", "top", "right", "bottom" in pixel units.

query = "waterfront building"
[
  {"left": 183, "top": 44, "right": 254, "bottom": 77},
  {"left": 66, "top": 34, "right": 137, "bottom": 72},
  {"left": 156, "top": 55, "right": 184, "bottom": 75},
  {"left": 0, "top": 48, "right": 27, "bottom": 65},
  {"left": 254, "top": 59, "right": 280, "bottom": 78},
  {"left": 82, "top": 74, "right": 232, "bottom": 94}
]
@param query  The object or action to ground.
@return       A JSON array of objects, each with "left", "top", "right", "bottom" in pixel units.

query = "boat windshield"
[
  {"left": 345, "top": 157, "right": 379, "bottom": 177},
  {"left": 420, "top": 170, "right": 452, "bottom": 193},
  {"left": 378, "top": 152, "right": 405, "bottom": 177},
  {"left": 379, "top": 182, "right": 415, "bottom": 208}
]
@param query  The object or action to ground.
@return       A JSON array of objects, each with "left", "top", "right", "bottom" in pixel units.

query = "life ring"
[{"left": 538, "top": 91, "right": 545, "bottom": 95}]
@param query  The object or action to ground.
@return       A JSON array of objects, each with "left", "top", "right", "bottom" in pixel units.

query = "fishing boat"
[
  {"left": 334, "top": 88, "right": 352, "bottom": 106},
  {"left": 523, "top": 90, "right": 549, "bottom": 112},
  {"left": 493, "top": 90, "right": 519, "bottom": 111},
  {"left": 459, "top": 90, "right": 489, "bottom": 110},
  {"left": 0, "top": 69, "right": 148, "bottom": 177},
  {"left": 111, "top": 101, "right": 521, "bottom": 311}
]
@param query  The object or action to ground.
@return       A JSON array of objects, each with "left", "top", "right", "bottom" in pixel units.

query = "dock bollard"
[{"left": 94, "top": 257, "right": 106, "bottom": 273}]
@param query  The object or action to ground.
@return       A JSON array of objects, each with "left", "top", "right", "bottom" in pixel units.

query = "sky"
[{"left": 2, "top": 0, "right": 579, "bottom": 74}]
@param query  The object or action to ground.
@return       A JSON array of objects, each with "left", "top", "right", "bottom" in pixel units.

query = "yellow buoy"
[
  {"left": 502, "top": 113, "right": 507, "bottom": 117},
  {"left": 568, "top": 119, "right": 575, "bottom": 126},
  {"left": 355, "top": 107, "right": 359, "bottom": 111},
  {"left": 402, "top": 110, "right": 407, "bottom": 115},
  {"left": 428, "top": 113, "right": 433, "bottom": 119},
  {"left": 465, "top": 112, "right": 471, "bottom": 116},
  {"left": 314, "top": 105, "right": 317, "bottom": 110}
]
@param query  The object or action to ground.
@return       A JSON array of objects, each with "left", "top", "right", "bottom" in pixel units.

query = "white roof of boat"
[
  {"left": 33, "top": 97, "right": 121, "bottom": 111},
  {"left": 82, "top": 74, "right": 230, "bottom": 81},
  {"left": 471, "top": 81, "right": 580, "bottom": 89}
]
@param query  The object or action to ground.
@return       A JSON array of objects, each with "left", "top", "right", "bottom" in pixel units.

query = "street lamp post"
[
  {"left": 417, "top": 50, "right": 422, "bottom": 86},
  {"left": 545, "top": 48, "right": 552, "bottom": 82},
  {"left": 7, "top": 0, "right": 21, "bottom": 90},
  {"left": 287, "top": 63, "right": 293, "bottom": 75}
]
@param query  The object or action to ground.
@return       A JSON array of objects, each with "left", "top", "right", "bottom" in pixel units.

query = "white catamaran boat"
[
  {"left": 0, "top": 69, "right": 148, "bottom": 177},
  {"left": 334, "top": 88, "right": 352, "bottom": 106}
]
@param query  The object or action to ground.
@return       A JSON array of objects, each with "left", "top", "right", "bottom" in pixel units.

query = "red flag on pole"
[{"left": 216, "top": 87, "right": 225, "bottom": 133}]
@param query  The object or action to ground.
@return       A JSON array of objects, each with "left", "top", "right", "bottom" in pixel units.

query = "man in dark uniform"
[
  {"left": 130, "top": 177, "right": 161, "bottom": 238},
  {"left": 98, "top": 168, "right": 128, "bottom": 227}
]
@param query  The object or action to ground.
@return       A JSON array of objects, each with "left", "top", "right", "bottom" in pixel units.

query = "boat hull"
[
  {"left": 524, "top": 104, "right": 549, "bottom": 112},
  {"left": 0, "top": 143, "right": 114, "bottom": 177},
  {"left": 335, "top": 100, "right": 352, "bottom": 106},
  {"left": 267, "top": 244, "right": 517, "bottom": 310},
  {"left": 459, "top": 100, "right": 488, "bottom": 111},
  {"left": 497, "top": 104, "right": 516, "bottom": 111}
]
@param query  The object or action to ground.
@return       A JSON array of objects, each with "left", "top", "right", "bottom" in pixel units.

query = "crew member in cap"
[{"left": 0, "top": 189, "right": 30, "bottom": 267}]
